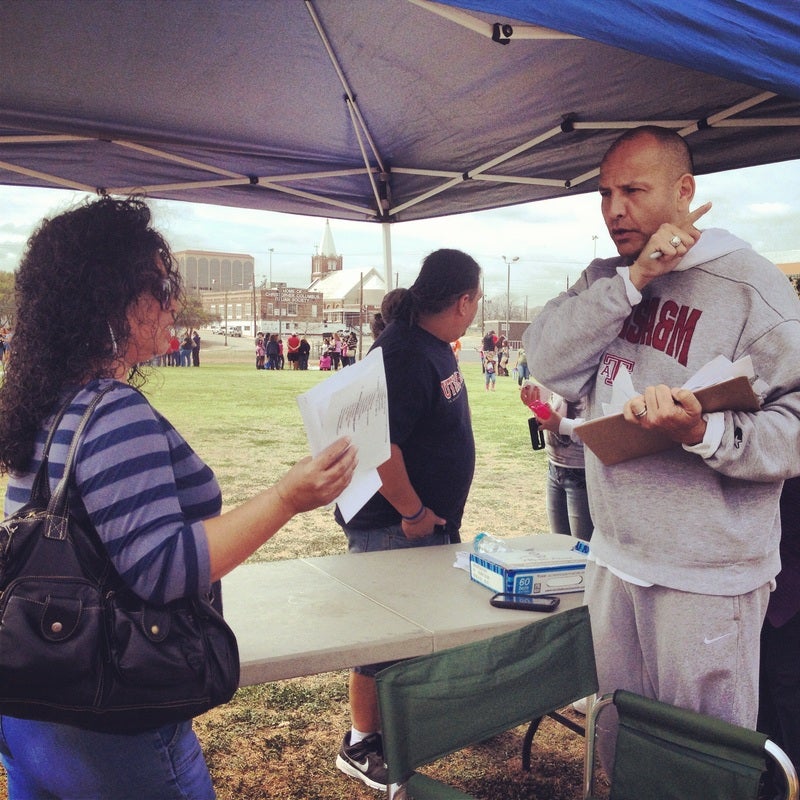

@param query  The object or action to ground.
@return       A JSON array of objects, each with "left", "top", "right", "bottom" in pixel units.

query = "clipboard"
[{"left": 575, "top": 375, "right": 761, "bottom": 466}]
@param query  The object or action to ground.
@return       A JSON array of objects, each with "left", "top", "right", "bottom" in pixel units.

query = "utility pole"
[
  {"left": 502, "top": 255, "right": 519, "bottom": 339},
  {"left": 269, "top": 248, "right": 274, "bottom": 287}
]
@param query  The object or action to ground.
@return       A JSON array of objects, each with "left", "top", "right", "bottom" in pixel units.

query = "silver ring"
[
  {"left": 633, "top": 406, "right": 648, "bottom": 418},
  {"left": 669, "top": 235, "right": 682, "bottom": 247}
]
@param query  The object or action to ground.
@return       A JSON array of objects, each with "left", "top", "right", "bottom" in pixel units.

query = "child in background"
[
  {"left": 484, "top": 354, "right": 496, "bottom": 391},
  {"left": 319, "top": 352, "right": 332, "bottom": 371}
]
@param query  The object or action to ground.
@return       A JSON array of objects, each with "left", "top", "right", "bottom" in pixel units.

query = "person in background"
[
  {"left": 255, "top": 334, "right": 266, "bottom": 370},
  {"left": 298, "top": 336, "right": 311, "bottom": 370},
  {"left": 484, "top": 351, "right": 496, "bottom": 391},
  {"left": 191, "top": 329, "right": 201, "bottom": 367},
  {"left": 450, "top": 337, "right": 461, "bottom": 363},
  {"left": 524, "top": 125, "right": 800, "bottom": 771},
  {"left": 265, "top": 334, "right": 279, "bottom": 370},
  {"left": 276, "top": 336, "right": 284, "bottom": 370},
  {"left": 496, "top": 335, "right": 509, "bottom": 376},
  {"left": 0, "top": 197, "right": 356, "bottom": 800},
  {"left": 759, "top": 476, "right": 800, "bottom": 783},
  {"left": 481, "top": 329, "right": 496, "bottom": 371},
  {"left": 333, "top": 248, "right": 482, "bottom": 793},
  {"left": 179, "top": 331, "right": 192, "bottom": 367},
  {"left": 370, "top": 312, "right": 386, "bottom": 340},
  {"left": 286, "top": 331, "right": 301, "bottom": 370},
  {"left": 167, "top": 330, "right": 180, "bottom": 366},
  {"left": 515, "top": 346, "right": 530, "bottom": 385},
  {"left": 346, "top": 330, "right": 358, "bottom": 365},
  {"left": 521, "top": 382, "right": 593, "bottom": 542},
  {"left": 331, "top": 332, "right": 343, "bottom": 370},
  {"left": 371, "top": 288, "right": 410, "bottom": 343}
]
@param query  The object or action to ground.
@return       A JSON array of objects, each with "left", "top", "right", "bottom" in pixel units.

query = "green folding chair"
[
  {"left": 375, "top": 605, "right": 598, "bottom": 799},
  {"left": 584, "top": 689, "right": 799, "bottom": 800}
]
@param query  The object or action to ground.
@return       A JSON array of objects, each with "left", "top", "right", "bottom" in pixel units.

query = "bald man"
[{"left": 524, "top": 126, "right": 800, "bottom": 769}]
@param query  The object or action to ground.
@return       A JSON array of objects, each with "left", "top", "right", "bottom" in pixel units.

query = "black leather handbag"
[{"left": 0, "top": 386, "right": 240, "bottom": 734}]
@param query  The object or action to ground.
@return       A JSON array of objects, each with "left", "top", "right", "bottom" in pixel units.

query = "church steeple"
[
  {"left": 311, "top": 219, "right": 343, "bottom": 281},
  {"left": 320, "top": 219, "right": 337, "bottom": 257}
]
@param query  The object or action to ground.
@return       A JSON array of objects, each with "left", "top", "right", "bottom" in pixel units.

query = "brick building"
[{"left": 175, "top": 220, "right": 385, "bottom": 338}]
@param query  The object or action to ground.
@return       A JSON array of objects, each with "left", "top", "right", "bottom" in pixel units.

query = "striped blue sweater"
[{"left": 5, "top": 378, "right": 221, "bottom": 604}]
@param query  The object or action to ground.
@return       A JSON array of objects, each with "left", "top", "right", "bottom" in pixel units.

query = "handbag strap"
[
  {"left": 43, "top": 384, "right": 116, "bottom": 541},
  {"left": 27, "top": 390, "right": 81, "bottom": 507}
]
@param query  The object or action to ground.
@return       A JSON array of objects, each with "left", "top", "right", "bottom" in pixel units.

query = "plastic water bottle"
[
  {"left": 473, "top": 532, "right": 512, "bottom": 554},
  {"left": 528, "top": 399, "right": 552, "bottom": 420}
]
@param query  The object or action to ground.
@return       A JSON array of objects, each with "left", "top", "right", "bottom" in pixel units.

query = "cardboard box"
[
  {"left": 575, "top": 375, "right": 761, "bottom": 466},
  {"left": 469, "top": 548, "right": 587, "bottom": 595}
]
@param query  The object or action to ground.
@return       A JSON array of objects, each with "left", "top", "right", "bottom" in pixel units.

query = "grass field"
[{"left": 0, "top": 344, "right": 596, "bottom": 800}]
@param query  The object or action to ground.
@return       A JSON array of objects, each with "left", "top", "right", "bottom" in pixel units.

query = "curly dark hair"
[{"left": 0, "top": 196, "right": 181, "bottom": 474}]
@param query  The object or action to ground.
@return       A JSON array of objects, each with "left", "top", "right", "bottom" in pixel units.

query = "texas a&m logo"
[
  {"left": 600, "top": 354, "right": 635, "bottom": 387},
  {"left": 617, "top": 297, "right": 702, "bottom": 367}
]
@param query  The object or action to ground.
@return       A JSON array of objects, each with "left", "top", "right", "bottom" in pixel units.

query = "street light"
[
  {"left": 592, "top": 235, "right": 599, "bottom": 258},
  {"left": 502, "top": 255, "right": 519, "bottom": 340}
]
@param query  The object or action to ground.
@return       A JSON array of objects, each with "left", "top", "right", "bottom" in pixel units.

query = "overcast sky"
[{"left": 1, "top": 157, "right": 798, "bottom": 310}]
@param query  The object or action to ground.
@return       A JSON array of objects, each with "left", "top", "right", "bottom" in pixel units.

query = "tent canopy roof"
[{"left": 1, "top": 0, "right": 798, "bottom": 225}]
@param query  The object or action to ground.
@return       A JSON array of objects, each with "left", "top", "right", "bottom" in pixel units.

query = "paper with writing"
[
  {"left": 603, "top": 355, "right": 755, "bottom": 415},
  {"left": 296, "top": 347, "right": 390, "bottom": 522},
  {"left": 577, "top": 355, "right": 761, "bottom": 465}
]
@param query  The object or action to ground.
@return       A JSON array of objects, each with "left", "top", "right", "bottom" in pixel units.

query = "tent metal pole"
[{"left": 382, "top": 223, "right": 393, "bottom": 295}]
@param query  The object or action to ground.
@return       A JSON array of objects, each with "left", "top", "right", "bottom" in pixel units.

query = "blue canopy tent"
[{"left": 1, "top": 0, "right": 798, "bottom": 283}]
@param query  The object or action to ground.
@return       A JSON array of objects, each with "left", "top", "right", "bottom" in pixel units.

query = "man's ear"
[
  {"left": 456, "top": 293, "right": 472, "bottom": 316},
  {"left": 676, "top": 173, "right": 696, "bottom": 212}
]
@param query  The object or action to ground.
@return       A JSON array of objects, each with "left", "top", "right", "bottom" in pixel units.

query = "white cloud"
[{"left": 748, "top": 202, "right": 791, "bottom": 217}]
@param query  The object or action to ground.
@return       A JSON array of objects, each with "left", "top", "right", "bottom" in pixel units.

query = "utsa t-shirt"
[{"left": 337, "top": 319, "right": 475, "bottom": 534}]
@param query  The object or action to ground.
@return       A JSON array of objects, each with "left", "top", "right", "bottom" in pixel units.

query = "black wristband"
[{"left": 401, "top": 503, "right": 425, "bottom": 523}]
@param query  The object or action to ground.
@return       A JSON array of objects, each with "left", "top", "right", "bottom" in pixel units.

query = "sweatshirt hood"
[{"left": 674, "top": 227, "right": 752, "bottom": 271}]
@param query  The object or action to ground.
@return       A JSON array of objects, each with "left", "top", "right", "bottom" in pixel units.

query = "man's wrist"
[
  {"left": 682, "top": 412, "right": 723, "bottom": 457},
  {"left": 616, "top": 266, "right": 643, "bottom": 305},
  {"left": 400, "top": 503, "right": 425, "bottom": 523}
]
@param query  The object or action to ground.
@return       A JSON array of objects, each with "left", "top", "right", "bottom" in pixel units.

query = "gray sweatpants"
[{"left": 585, "top": 561, "right": 770, "bottom": 773}]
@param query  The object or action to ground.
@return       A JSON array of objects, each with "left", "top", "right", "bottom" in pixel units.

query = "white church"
[{"left": 309, "top": 220, "right": 387, "bottom": 331}]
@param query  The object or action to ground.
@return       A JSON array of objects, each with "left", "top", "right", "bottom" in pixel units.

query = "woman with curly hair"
[{"left": 0, "top": 197, "right": 356, "bottom": 799}]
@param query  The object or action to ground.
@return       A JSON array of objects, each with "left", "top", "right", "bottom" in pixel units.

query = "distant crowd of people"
[
  {"left": 319, "top": 330, "right": 358, "bottom": 371},
  {"left": 478, "top": 329, "right": 530, "bottom": 389},
  {"left": 254, "top": 329, "right": 358, "bottom": 371},
  {"left": 151, "top": 329, "right": 201, "bottom": 367}
]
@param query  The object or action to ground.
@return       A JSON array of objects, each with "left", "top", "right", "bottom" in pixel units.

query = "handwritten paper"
[{"left": 296, "top": 347, "right": 390, "bottom": 522}]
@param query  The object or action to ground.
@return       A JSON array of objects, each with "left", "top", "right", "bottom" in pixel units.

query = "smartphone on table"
[{"left": 490, "top": 592, "right": 560, "bottom": 612}]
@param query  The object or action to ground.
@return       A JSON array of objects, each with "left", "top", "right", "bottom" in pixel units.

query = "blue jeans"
[
  {"left": 342, "top": 521, "right": 452, "bottom": 554},
  {"left": 0, "top": 717, "right": 215, "bottom": 799},
  {"left": 546, "top": 462, "right": 594, "bottom": 541}
]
